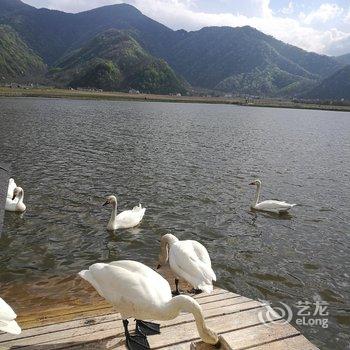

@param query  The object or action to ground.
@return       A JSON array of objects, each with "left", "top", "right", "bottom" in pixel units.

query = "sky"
[{"left": 22, "top": 0, "right": 350, "bottom": 56}]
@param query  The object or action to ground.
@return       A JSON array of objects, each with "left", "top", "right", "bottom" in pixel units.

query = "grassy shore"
[{"left": 1, "top": 86, "right": 350, "bottom": 112}]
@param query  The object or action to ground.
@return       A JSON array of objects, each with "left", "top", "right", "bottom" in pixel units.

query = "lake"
[{"left": 0, "top": 97, "right": 349, "bottom": 349}]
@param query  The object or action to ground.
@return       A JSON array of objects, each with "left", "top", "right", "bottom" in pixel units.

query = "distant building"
[{"left": 176, "top": 93, "right": 182, "bottom": 97}]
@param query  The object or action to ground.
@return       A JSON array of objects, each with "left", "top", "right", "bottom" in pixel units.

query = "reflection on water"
[{"left": 0, "top": 98, "right": 349, "bottom": 349}]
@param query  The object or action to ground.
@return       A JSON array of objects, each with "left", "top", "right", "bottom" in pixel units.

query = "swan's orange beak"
[{"left": 102, "top": 201, "right": 109, "bottom": 206}]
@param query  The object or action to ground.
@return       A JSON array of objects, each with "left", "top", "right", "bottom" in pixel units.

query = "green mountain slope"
[
  {"left": 215, "top": 65, "right": 315, "bottom": 96},
  {"left": 0, "top": 1, "right": 175, "bottom": 65},
  {"left": 0, "top": 25, "right": 46, "bottom": 81},
  {"left": 52, "top": 29, "right": 186, "bottom": 94},
  {"left": 305, "top": 65, "right": 350, "bottom": 101},
  {"left": 164, "top": 26, "right": 341, "bottom": 94}
]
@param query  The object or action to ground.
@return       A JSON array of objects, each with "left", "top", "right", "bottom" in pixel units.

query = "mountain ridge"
[{"left": 0, "top": 0, "right": 345, "bottom": 97}]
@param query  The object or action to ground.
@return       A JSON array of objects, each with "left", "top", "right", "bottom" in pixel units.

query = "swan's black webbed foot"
[
  {"left": 123, "top": 319, "right": 150, "bottom": 350},
  {"left": 171, "top": 290, "right": 181, "bottom": 296},
  {"left": 126, "top": 333, "right": 150, "bottom": 350},
  {"left": 188, "top": 288, "right": 203, "bottom": 295},
  {"left": 136, "top": 320, "right": 160, "bottom": 335}
]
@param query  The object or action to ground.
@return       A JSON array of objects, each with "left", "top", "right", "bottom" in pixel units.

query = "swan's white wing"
[
  {"left": 0, "top": 298, "right": 17, "bottom": 321},
  {"left": 192, "top": 241, "right": 216, "bottom": 282},
  {"left": 116, "top": 208, "right": 145, "bottom": 228},
  {"left": 190, "top": 241, "right": 211, "bottom": 266},
  {"left": 170, "top": 241, "right": 216, "bottom": 292},
  {"left": 5, "top": 197, "right": 17, "bottom": 211},
  {"left": 79, "top": 261, "right": 171, "bottom": 318},
  {"left": 255, "top": 200, "right": 296, "bottom": 212},
  {"left": 7, "top": 179, "right": 16, "bottom": 199},
  {"left": 0, "top": 298, "right": 21, "bottom": 335}
]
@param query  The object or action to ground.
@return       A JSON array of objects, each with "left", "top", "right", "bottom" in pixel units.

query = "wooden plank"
[
  {"left": 147, "top": 307, "right": 280, "bottom": 349},
  {"left": 0, "top": 291, "right": 252, "bottom": 344},
  {"left": 0, "top": 312, "right": 120, "bottom": 343},
  {"left": 19, "top": 303, "right": 114, "bottom": 329},
  {"left": 15, "top": 289, "right": 227, "bottom": 330},
  {"left": 5, "top": 306, "right": 277, "bottom": 349},
  {"left": 0, "top": 281, "right": 318, "bottom": 350},
  {"left": 0, "top": 298, "right": 262, "bottom": 347},
  {"left": 218, "top": 321, "right": 300, "bottom": 350},
  {"left": 194, "top": 289, "right": 230, "bottom": 299},
  {"left": 247, "top": 334, "right": 318, "bottom": 350},
  {"left": 196, "top": 293, "right": 241, "bottom": 305}
]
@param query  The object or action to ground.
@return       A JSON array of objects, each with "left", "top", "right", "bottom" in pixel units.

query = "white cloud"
[
  {"left": 281, "top": 1, "right": 294, "bottom": 15},
  {"left": 344, "top": 8, "right": 350, "bottom": 22},
  {"left": 300, "top": 3, "right": 343, "bottom": 25}
]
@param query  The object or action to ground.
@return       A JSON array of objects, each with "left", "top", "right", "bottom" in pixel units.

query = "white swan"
[
  {"left": 79, "top": 260, "right": 218, "bottom": 350},
  {"left": 5, "top": 186, "right": 26, "bottom": 212},
  {"left": 0, "top": 297, "right": 21, "bottom": 335},
  {"left": 249, "top": 179, "right": 296, "bottom": 213},
  {"left": 157, "top": 234, "right": 216, "bottom": 295},
  {"left": 103, "top": 195, "right": 145, "bottom": 230}
]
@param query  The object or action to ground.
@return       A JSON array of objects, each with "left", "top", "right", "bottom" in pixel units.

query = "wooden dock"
[{"left": 0, "top": 268, "right": 318, "bottom": 350}]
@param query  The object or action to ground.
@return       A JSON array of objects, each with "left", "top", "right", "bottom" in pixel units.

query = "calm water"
[{"left": 0, "top": 97, "right": 349, "bottom": 349}]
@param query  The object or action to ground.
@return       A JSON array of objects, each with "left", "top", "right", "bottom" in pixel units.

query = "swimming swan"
[
  {"left": 157, "top": 234, "right": 216, "bottom": 295},
  {"left": 5, "top": 186, "right": 26, "bottom": 212},
  {"left": 249, "top": 179, "right": 296, "bottom": 213},
  {"left": 79, "top": 260, "right": 219, "bottom": 350},
  {"left": 0, "top": 297, "right": 21, "bottom": 335},
  {"left": 103, "top": 195, "right": 145, "bottom": 230}
]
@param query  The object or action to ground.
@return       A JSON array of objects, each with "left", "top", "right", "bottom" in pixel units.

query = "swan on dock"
[
  {"left": 78, "top": 260, "right": 219, "bottom": 350},
  {"left": 157, "top": 234, "right": 216, "bottom": 295}
]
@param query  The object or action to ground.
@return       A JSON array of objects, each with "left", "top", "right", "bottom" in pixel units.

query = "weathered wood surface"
[{"left": 0, "top": 267, "right": 318, "bottom": 350}]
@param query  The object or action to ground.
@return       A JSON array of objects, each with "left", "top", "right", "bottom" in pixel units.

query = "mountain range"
[{"left": 0, "top": 0, "right": 348, "bottom": 99}]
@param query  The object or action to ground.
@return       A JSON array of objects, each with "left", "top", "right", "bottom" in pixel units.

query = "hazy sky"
[{"left": 22, "top": 0, "right": 350, "bottom": 56}]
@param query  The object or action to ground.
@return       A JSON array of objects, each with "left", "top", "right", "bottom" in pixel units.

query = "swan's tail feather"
[
  {"left": 78, "top": 265, "right": 107, "bottom": 298},
  {"left": 0, "top": 320, "right": 21, "bottom": 335},
  {"left": 132, "top": 204, "right": 143, "bottom": 212},
  {"left": 198, "top": 283, "right": 214, "bottom": 294}
]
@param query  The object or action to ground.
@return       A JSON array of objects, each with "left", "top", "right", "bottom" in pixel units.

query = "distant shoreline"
[{"left": 1, "top": 87, "right": 350, "bottom": 112}]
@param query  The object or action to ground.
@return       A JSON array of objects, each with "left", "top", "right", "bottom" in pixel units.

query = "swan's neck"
[
  {"left": 109, "top": 201, "right": 118, "bottom": 226},
  {"left": 160, "top": 234, "right": 179, "bottom": 265},
  {"left": 162, "top": 295, "right": 211, "bottom": 341},
  {"left": 17, "top": 190, "right": 24, "bottom": 204},
  {"left": 253, "top": 184, "right": 261, "bottom": 206}
]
